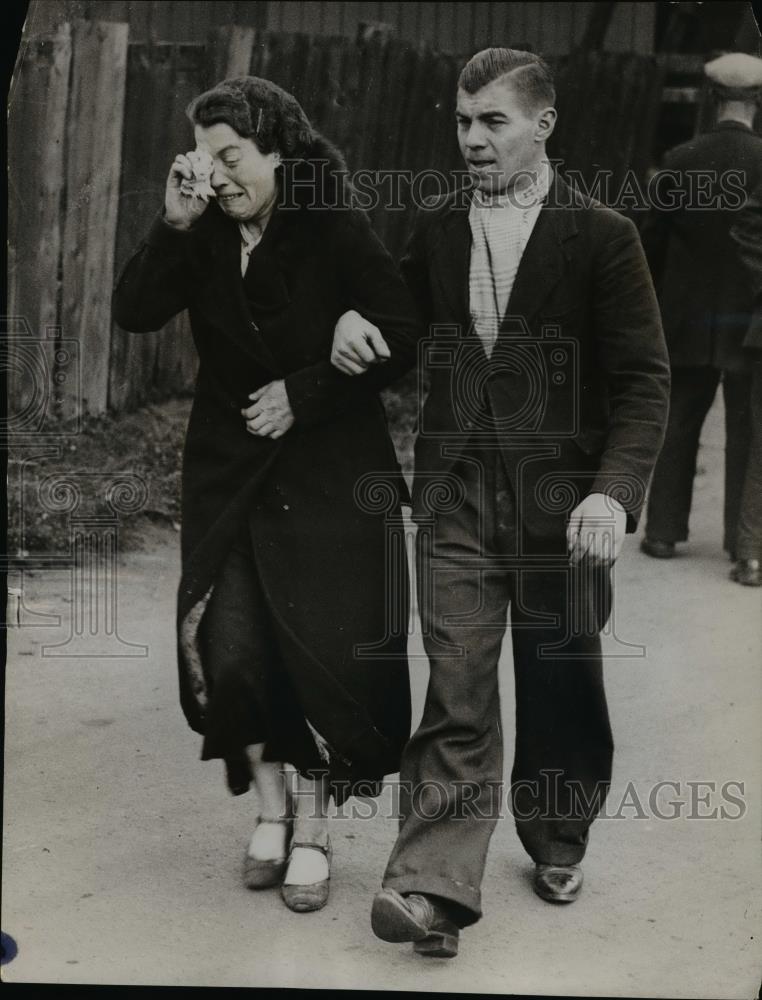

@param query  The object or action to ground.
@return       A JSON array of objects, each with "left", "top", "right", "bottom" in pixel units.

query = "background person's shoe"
[
  {"left": 242, "top": 819, "right": 292, "bottom": 890},
  {"left": 640, "top": 538, "right": 676, "bottom": 559},
  {"left": 730, "top": 559, "right": 762, "bottom": 587},
  {"left": 533, "top": 864, "right": 583, "bottom": 903},
  {"left": 371, "top": 889, "right": 459, "bottom": 957}
]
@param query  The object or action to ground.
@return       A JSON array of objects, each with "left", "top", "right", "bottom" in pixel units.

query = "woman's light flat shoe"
[
  {"left": 242, "top": 818, "right": 292, "bottom": 890},
  {"left": 280, "top": 838, "right": 332, "bottom": 912}
]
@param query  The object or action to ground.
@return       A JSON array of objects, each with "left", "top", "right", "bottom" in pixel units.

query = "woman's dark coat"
[{"left": 113, "top": 166, "right": 422, "bottom": 793}]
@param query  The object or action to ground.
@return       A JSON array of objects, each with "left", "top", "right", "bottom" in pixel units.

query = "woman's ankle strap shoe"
[
  {"left": 242, "top": 819, "right": 292, "bottom": 890},
  {"left": 281, "top": 839, "right": 332, "bottom": 913}
]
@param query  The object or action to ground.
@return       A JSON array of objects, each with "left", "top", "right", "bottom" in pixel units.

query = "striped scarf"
[{"left": 468, "top": 162, "right": 552, "bottom": 356}]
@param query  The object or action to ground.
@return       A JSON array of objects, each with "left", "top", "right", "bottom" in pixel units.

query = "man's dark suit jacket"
[
  {"left": 403, "top": 171, "right": 671, "bottom": 539},
  {"left": 731, "top": 181, "right": 762, "bottom": 351},
  {"left": 640, "top": 120, "right": 762, "bottom": 371}
]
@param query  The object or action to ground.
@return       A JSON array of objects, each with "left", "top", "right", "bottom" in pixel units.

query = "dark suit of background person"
[
  {"left": 728, "top": 181, "right": 762, "bottom": 586},
  {"left": 639, "top": 53, "right": 762, "bottom": 561},
  {"left": 376, "top": 167, "right": 670, "bottom": 938}
]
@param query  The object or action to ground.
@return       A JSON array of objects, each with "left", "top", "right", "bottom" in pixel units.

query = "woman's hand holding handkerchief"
[{"left": 164, "top": 149, "right": 215, "bottom": 231}]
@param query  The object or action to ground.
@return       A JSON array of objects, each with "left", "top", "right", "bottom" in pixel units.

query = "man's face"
[
  {"left": 194, "top": 122, "right": 279, "bottom": 222},
  {"left": 456, "top": 76, "right": 551, "bottom": 194}
]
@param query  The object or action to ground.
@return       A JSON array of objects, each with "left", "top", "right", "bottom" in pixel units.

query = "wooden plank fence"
[
  {"left": 61, "top": 19, "right": 129, "bottom": 419},
  {"left": 8, "top": 20, "right": 672, "bottom": 423},
  {"left": 7, "top": 24, "right": 72, "bottom": 425}
]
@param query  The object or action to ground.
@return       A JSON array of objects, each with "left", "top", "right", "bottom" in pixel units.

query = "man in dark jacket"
[
  {"left": 729, "top": 181, "right": 762, "bottom": 586},
  {"left": 639, "top": 52, "right": 762, "bottom": 562},
  {"left": 332, "top": 47, "right": 670, "bottom": 956}
]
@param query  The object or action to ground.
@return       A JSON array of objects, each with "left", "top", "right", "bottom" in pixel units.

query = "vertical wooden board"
[
  {"left": 299, "top": 34, "right": 327, "bottom": 122},
  {"left": 609, "top": 54, "right": 639, "bottom": 191},
  {"left": 147, "top": 0, "right": 174, "bottom": 42},
  {"left": 398, "top": 44, "right": 435, "bottom": 176},
  {"left": 452, "top": 2, "right": 475, "bottom": 55},
  {"left": 7, "top": 24, "right": 71, "bottom": 426},
  {"left": 256, "top": 30, "right": 287, "bottom": 83},
  {"left": 604, "top": 1, "right": 632, "bottom": 53},
  {"left": 125, "top": 0, "right": 151, "bottom": 40},
  {"left": 233, "top": 0, "right": 269, "bottom": 31},
  {"left": 60, "top": 19, "right": 128, "bottom": 419},
  {"left": 541, "top": 3, "right": 573, "bottom": 56},
  {"left": 552, "top": 50, "right": 591, "bottom": 171},
  {"left": 337, "top": 2, "right": 364, "bottom": 42},
  {"left": 320, "top": 2, "right": 344, "bottom": 36},
  {"left": 581, "top": 51, "right": 607, "bottom": 171},
  {"left": 175, "top": 1, "right": 233, "bottom": 43},
  {"left": 332, "top": 34, "right": 361, "bottom": 162},
  {"left": 23, "top": 0, "right": 68, "bottom": 37},
  {"left": 227, "top": 24, "right": 256, "bottom": 77},
  {"left": 266, "top": 30, "right": 299, "bottom": 92},
  {"left": 376, "top": 1, "right": 400, "bottom": 32},
  {"left": 249, "top": 27, "right": 272, "bottom": 75},
  {"left": 154, "top": 43, "right": 205, "bottom": 397},
  {"left": 279, "top": 1, "right": 303, "bottom": 33},
  {"left": 207, "top": 23, "right": 255, "bottom": 84},
  {"left": 300, "top": 2, "right": 326, "bottom": 35},
  {"left": 625, "top": 56, "right": 657, "bottom": 188},
  {"left": 632, "top": 1, "right": 655, "bottom": 55},
  {"left": 415, "top": 3, "right": 438, "bottom": 49},
  {"left": 164, "top": 1, "right": 191, "bottom": 42},
  {"left": 373, "top": 39, "right": 413, "bottom": 170},
  {"left": 283, "top": 32, "right": 312, "bottom": 106},
  {"left": 630, "top": 58, "right": 666, "bottom": 181},
  {"left": 368, "top": 38, "right": 413, "bottom": 246},
  {"left": 500, "top": 2, "right": 526, "bottom": 49},
  {"left": 385, "top": 42, "right": 434, "bottom": 259},
  {"left": 109, "top": 42, "right": 170, "bottom": 412},
  {"left": 110, "top": 41, "right": 201, "bottom": 410},
  {"left": 315, "top": 35, "right": 344, "bottom": 143},
  {"left": 470, "top": 3, "right": 493, "bottom": 52},
  {"left": 583, "top": 52, "right": 613, "bottom": 175},
  {"left": 427, "top": 52, "right": 461, "bottom": 199},
  {"left": 355, "top": 34, "right": 389, "bottom": 170},
  {"left": 570, "top": 2, "right": 592, "bottom": 49},
  {"left": 398, "top": 1, "right": 419, "bottom": 42}
]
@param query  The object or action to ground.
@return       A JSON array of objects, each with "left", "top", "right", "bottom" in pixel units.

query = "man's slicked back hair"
[{"left": 458, "top": 48, "right": 556, "bottom": 114}]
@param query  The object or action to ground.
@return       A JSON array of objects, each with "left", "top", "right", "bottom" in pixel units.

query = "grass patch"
[{"left": 8, "top": 381, "right": 419, "bottom": 555}]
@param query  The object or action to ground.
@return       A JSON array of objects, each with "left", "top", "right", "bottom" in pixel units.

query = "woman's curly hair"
[
  {"left": 186, "top": 77, "right": 353, "bottom": 214},
  {"left": 187, "top": 76, "right": 318, "bottom": 159}
]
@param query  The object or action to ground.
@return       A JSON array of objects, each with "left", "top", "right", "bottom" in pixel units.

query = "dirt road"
[{"left": 3, "top": 395, "right": 761, "bottom": 995}]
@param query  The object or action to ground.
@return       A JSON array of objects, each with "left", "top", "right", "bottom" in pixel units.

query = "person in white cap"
[{"left": 640, "top": 52, "right": 762, "bottom": 565}]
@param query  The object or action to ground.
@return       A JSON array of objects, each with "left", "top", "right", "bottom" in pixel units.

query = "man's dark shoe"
[
  {"left": 640, "top": 538, "right": 676, "bottom": 559},
  {"left": 533, "top": 864, "right": 583, "bottom": 904},
  {"left": 371, "top": 889, "right": 460, "bottom": 958},
  {"left": 730, "top": 559, "right": 762, "bottom": 587}
]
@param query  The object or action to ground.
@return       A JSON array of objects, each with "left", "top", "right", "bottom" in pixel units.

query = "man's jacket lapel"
[
  {"left": 501, "top": 174, "right": 578, "bottom": 332},
  {"left": 430, "top": 198, "right": 472, "bottom": 331}
]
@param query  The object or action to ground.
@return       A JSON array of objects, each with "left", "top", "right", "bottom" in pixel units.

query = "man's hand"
[
  {"left": 241, "top": 380, "right": 294, "bottom": 440},
  {"left": 567, "top": 492, "right": 627, "bottom": 565},
  {"left": 331, "top": 309, "right": 391, "bottom": 375}
]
